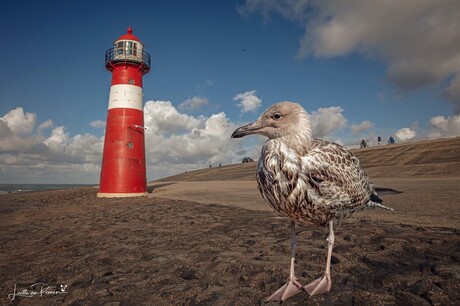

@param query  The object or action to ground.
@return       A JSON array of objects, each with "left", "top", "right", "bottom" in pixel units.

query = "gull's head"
[{"left": 231, "top": 101, "right": 311, "bottom": 140}]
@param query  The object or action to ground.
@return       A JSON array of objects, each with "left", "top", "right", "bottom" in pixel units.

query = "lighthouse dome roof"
[{"left": 115, "top": 27, "right": 141, "bottom": 42}]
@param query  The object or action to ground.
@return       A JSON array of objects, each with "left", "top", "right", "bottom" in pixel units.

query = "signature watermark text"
[{"left": 8, "top": 283, "right": 67, "bottom": 300}]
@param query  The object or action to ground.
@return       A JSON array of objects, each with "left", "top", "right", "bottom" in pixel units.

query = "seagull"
[{"left": 231, "top": 102, "right": 393, "bottom": 302}]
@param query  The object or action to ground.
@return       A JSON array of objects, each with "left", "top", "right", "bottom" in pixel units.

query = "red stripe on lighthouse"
[
  {"left": 98, "top": 108, "right": 146, "bottom": 195},
  {"left": 111, "top": 64, "right": 144, "bottom": 87}
]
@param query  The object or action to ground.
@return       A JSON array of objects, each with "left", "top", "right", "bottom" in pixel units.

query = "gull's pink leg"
[
  {"left": 304, "top": 220, "right": 335, "bottom": 296},
  {"left": 266, "top": 221, "right": 303, "bottom": 302}
]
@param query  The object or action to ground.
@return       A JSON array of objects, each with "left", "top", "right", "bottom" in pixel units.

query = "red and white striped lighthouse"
[{"left": 98, "top": 28, "right": 151, "bottom": 198}]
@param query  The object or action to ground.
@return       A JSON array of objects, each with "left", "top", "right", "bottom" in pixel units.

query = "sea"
[{"left": 0, "top": 184, "right": 94, "bottom": 195}]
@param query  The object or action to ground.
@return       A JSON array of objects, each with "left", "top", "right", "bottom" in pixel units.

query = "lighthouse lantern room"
[{"left": 98, "top": 28, "right": 151, "bottom": 198}]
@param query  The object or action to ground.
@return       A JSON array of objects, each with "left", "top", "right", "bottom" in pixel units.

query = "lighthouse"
[{"left": 97, "top": 28, "right": 151, "bottom": 198}]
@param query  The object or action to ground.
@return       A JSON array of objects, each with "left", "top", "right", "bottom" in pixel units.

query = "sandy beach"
[{"left": 1, "top": 137, "right": 459, "bottom": 305}]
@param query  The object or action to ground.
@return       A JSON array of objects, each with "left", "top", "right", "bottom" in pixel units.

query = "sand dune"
[
  {"left": 0, "top": 137, "right": 459, "bottom": 305},
  {"left": 150, "top": 136, "right": 460, "bottom": 228},
  {"left": 354, "top": 137, "right": 460, "bottom": 178},
  {"left": 153, "top": 136, "right": 460, "bottom": 182}
]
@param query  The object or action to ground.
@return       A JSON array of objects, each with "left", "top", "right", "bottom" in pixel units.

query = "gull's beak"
[{"left": 231, "top": 121, "right": 262, "bottom": 138}]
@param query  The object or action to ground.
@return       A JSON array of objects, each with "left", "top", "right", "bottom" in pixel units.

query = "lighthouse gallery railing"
[{"left": 105, "top": 48, "right": 151, "bottom": 71}]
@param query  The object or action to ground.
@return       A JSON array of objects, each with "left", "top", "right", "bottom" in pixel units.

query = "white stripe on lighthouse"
[{"left": 108, "top": 84, "right": 143, "bottom": 110}]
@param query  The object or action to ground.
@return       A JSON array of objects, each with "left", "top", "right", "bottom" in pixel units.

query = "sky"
[{"left": 1, "top": 0, "right": 460, "bottom": 184}]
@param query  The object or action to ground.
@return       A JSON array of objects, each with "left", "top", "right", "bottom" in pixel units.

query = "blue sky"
[{"left": 1, "top": 0, "right": 459, "bottom": 183}]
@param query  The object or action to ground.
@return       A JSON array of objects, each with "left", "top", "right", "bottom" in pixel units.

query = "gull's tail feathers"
[{"left": 365, "top": 192, "right": 395, "bottom": 211}]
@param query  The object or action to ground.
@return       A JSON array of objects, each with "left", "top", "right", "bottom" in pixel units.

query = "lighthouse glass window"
[
  {"left": 116, "top": 42, "right": 124, "bottom": 56},
  {"left": 115, "top": 41, "right": 138, "bottom": 60},
  {"left": 127, "top": 42, "right": 138, "bottom": 58}
]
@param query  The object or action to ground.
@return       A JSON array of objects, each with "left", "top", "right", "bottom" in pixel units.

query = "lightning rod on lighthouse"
[{"left": 98, "top": 28, "right": 150, "bottom": 198}]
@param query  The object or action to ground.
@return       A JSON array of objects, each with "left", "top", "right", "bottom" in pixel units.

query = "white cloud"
[
  {"left": 143, "top": 100, "right": 243, "bottom": 178},
  {"left": 234, "top": 90, "right": 262, "bottom": 114},
  {"left": 37, "top": 119, "right": 53, "bottom": 134},
  {"left": 90, "top": 120, "right": 106, "bottom": 128},
  {"left": 0, "top": 120, "right": 11, "bottom": 137},
  {"left": 351, "top": 120, "right": 373, "bottom": 134},
  {"left": 428, "top": 114, "right": 460, "bottom": 139},
  {"left": 178, "top": 96, "right": 209, "bottom": 112},
  {"left": 240, "top": 0, "right": 460, "bottom": 111},
  {"left": 1, "top": 107, "right": 36, "bottom": 134},
  {"left": 309, "top": 106, "right": 347, "bottom": 139},
  {"left": 0, "top": 107, "right": 104, "bottom": 183},
  {"left": 144, "top": 100, "right": 203, "bottom": 135},
  {"left": 395, "top": 127, "right": 417, "bottom": 141},
  {"left": 44, "top": 126, "right": 68, "bottom": 149}
]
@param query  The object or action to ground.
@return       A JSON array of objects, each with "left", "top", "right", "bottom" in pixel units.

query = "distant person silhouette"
[
  {"left": 378, "top": 136, "right": 381, "bottom": 145},
  {"left": 388, "top": 136, "right": 395, "bottom": 144}
]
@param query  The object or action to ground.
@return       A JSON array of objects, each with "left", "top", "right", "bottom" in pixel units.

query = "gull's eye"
[{"left": 273, "top": 113, "right": 282, "bottom": 120}]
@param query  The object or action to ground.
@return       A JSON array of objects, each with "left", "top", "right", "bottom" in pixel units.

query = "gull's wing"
[{"left": 301, "top": 139, "right": 374, "bottom": 210}]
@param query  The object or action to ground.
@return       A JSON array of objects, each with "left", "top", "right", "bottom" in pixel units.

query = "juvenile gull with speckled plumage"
[{"left": 231, "top": 102, "right": 393, "bottom": 302}]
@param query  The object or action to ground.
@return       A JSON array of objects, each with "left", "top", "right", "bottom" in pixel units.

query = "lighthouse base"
[{"left": 97, "top": 192, "right": 148, "bottom": 198}]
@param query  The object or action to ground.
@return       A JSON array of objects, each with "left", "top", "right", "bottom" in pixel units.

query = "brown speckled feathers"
[{"left": 257, "top": 138, "right": 376, "bottom": 227}]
